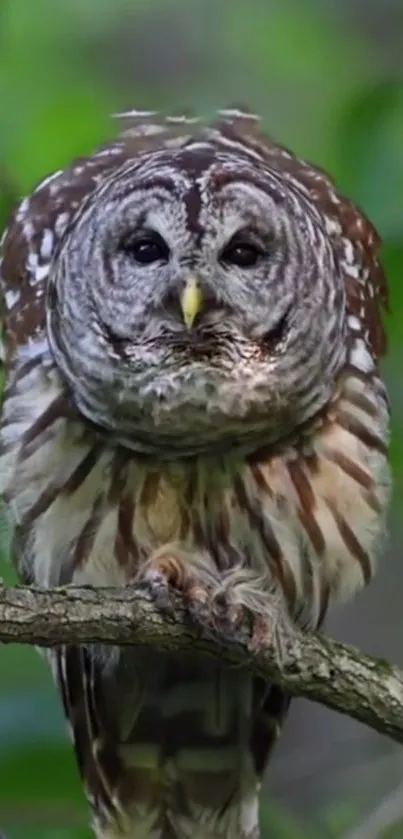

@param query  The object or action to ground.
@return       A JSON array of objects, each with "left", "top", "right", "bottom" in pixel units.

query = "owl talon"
[
  {"left": 136, "top": 555, "right": 272, "bottom": 651},
  {"left": 135, "top": 554, "right": 216, "bottom": 623},
  {"left": 247, "top": 614, "right": 270, "bottom": 653},
  {"left": 184, "top": 585, "right": 213, "bottom": 631},
  {"left": 206, "top": 593, "right": 269, "bottom": 650},
  {"left": 180, "top": 585, "right": 258, "bottom": 645},
  {"left": 136, "top": 568, "right": 176, "bottom": 616}
]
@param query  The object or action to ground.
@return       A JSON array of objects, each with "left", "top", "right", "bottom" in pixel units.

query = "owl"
[{"left": 0, "top": 107, "right": 391, "bottom": 839}]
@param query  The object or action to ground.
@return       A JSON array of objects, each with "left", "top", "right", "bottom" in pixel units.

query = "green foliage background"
[{"left": 0, "top": 1, "right": 403, "bottom": 837}]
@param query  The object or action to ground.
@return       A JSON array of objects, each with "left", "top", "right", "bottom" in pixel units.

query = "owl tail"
[{"left": 52, "top": 643, "right": 290, "bottom": 839}]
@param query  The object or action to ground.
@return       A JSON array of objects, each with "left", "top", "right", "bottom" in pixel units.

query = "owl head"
[{"left": 41, "top": 110, "right": 351, "bottom": 455}]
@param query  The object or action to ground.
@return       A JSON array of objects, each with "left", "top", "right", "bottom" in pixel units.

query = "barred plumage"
[{"left": 0, "top": 107, "right": 391, "bottom": 839}]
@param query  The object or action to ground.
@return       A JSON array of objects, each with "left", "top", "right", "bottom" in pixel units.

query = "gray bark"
[{"left": 0, "top": 581, "right": 402, "bottom": 745}]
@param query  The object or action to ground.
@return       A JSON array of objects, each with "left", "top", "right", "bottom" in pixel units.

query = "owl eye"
[
  {"left": 123, "top": 232, "right": 170, "bottom": 265},
  {"left": 220, "top": 239, "right": 263, "bottom": 268}
]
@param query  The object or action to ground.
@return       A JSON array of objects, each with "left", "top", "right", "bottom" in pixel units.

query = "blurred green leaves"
[{"left": 335, "top": 80, "right": 403, "bottom": 241}]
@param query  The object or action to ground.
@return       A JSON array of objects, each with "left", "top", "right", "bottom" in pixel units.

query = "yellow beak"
[{"left": 179, "top": 277, "right": 203, "bottom": 329}]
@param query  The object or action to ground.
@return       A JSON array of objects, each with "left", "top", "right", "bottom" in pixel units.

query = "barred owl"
[{"left": 0, "top": 107, "right": 391, "bottom": 839}]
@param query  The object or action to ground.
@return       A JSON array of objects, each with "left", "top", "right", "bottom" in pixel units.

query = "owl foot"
[
  {"left": 208, "top": 589, "right": 270, "bottom": 653},
  {"left": 135, "top": 551, "right": 212, "bottom": 626},
  {"left": 206, "top": 565, "right": 289, "bottom": 656},
  {"left": 136, "top": 552, "right": 274, "bottom": 653}
]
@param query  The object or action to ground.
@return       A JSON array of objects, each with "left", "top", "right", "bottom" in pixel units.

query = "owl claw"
[
  {"left": 246, "top": 614, "right": 270, "bottom": 653},
  {"left": 184, "top": 582, "right": 218, "bottom": 633},
  {"left": 208, "top": 594, "right": 267, "bottom": 649},
  {"left": 183, "top": 585, "right": 269, "bottom": 650},
  {"left": 135, "top": 554, "right": 220, "bottom": 633},
  {"left": 135, "top": 553, "right": 213, "bottom": 622},
  {"left": 136, "top": 568, "right": 176, "bottom": 616}
]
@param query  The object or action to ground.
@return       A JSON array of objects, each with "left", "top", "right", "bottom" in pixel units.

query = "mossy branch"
[{"left": 0, "top": 582, "right": 402, "bottom": 744}]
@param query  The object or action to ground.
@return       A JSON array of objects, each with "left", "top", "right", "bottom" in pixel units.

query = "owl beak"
[{"left": 179, "top": 277, "right": 203, "bottom": 329}]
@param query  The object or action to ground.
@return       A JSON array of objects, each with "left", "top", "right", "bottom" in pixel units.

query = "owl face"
[{"left": 47, "top": 143, "right": 347, "bottom": 456}]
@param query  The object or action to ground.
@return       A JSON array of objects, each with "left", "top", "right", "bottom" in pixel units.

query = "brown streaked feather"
[
  {"left": 335, "top": 407, "right": 388, "bottom": 454},
  {"left": 325, "top": 498, "right": 372, "bottom": 584}
]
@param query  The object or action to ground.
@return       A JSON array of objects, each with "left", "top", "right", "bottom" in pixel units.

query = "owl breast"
[{"left": 0, "top": 339, "right": 389, "bottom": 620}]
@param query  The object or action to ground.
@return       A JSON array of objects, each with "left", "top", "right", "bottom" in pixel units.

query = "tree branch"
[{"left": 1, "top": 582, "right": 403, "bottom": 745}]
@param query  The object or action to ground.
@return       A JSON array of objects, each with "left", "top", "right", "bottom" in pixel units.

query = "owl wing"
[
  {"left": 52, "top": 645, "right": 123, "bottom": 829},
  {"left": 50, "top": 643, "right": 161, "bottom": 833}
]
